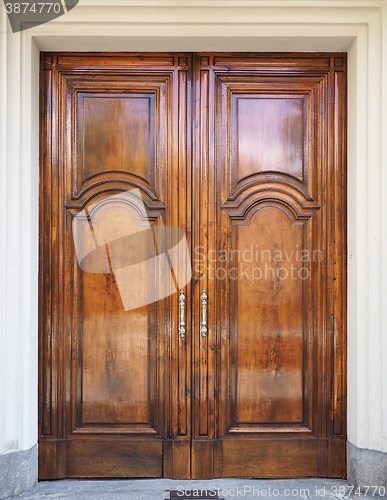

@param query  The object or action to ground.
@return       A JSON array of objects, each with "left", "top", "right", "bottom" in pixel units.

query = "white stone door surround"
[{"left": 0, "top": 0, "right": 386, "bottom": 496}]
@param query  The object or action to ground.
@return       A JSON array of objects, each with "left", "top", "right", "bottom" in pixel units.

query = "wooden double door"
[{"left": 39, "top": 53, "right": 347, "bottom": 479}]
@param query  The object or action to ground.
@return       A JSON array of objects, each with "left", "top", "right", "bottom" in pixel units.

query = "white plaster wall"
[{"left": 0, "top": 0, "right": 386, "bottom": 457}]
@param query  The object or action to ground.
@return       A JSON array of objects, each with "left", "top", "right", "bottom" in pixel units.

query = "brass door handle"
[
  {"left": 200, "top": 289, "right": 208, "bottom": 339},
  {"left": 179, "top": 290, "right": 186, "bottom": 339}
]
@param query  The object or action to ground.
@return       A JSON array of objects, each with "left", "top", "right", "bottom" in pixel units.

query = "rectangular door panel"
[
  {"left": 80, "top": 95, "right": 155, "bottom": 184},
  {"left": 69, "top": 211, "right": 159, "bottom": 431},
  {"left": 232, "top": 209, "right": 306, "bottom": 426},
  {"left": 232, "top": 94, "right": 307, "bottom": 182},
  {"left": 66, "top": 440, "right": 163, "bottom": 478}
]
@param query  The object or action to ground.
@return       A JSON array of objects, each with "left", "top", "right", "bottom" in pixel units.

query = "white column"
[
  {"left": 0, "top": 7, "right": 39, "bottom": 456},
  {"left": 347, "top": 7, "right": 387, "bottom": 454}
]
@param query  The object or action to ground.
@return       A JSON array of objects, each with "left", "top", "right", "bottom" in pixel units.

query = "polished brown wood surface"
[
  {"left": 39, "top": 53, "right": 346, "bottom": 479},
  {"left": 39, "top": 53, "right": 192, "bottom": 478},
  {"left": 191, "top": 53, "right": 346, "bottom": 478}
]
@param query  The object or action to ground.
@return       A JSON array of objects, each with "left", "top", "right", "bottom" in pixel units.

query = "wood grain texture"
[
  {"left": 233, "top": 208, "right": 305, "bottom": 425},
  {"left": 38, "top": 440, "right": 66, "bottom": 480},
  {"left": 222, "top": 439, "right": 319, "bottom": 477},
  {"left": 233, "top": 95, "right": 306, "bottom": 182},
  {"left": 163, "top": 440, "right": 191, "bottom": 479},
  {"left": 66, "top": 439, "right": 163, "bottom": 478},
  {"left": 39, "top": 53, "right": 192, "bottom": 479},
  {"left": 39, "top": 52, "right": 347, "bottom": 479},
  {"left": 194, "top": 53, "right": 347, "bottom": 477}
]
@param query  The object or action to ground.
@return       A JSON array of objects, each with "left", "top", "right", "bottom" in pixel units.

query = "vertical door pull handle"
[
  {"left": 179, "top": 290, "right": 186, "bottom": 339},
  {"left": 200, "top": 289, "right": 208, "bottom": 339}
]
